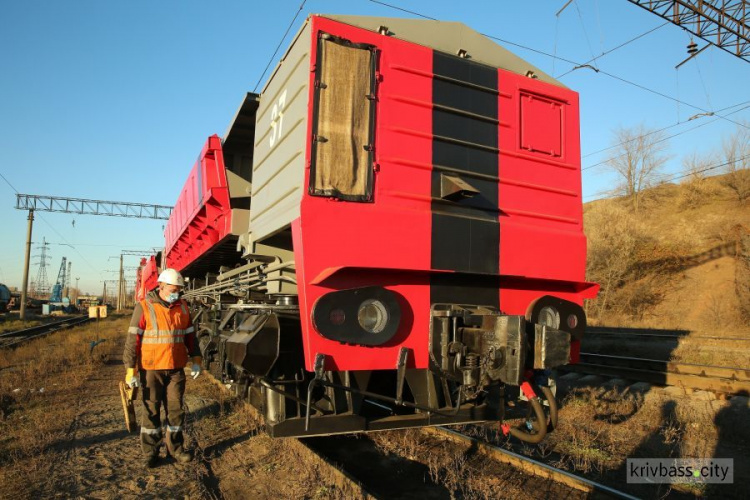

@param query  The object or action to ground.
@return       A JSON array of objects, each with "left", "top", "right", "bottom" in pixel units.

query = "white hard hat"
[{"left": 157, "top": 268, "right": 185, "bottom": 287}]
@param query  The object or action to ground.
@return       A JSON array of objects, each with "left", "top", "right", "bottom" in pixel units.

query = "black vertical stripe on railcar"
[{"left": 430, "top": 51, "right": 500, "bottom": 307}]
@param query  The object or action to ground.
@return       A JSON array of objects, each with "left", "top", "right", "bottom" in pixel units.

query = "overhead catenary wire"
[
  {"left": 692, "top": 47, "right": 714, "bottom": 112},
  {"left": 0, "top": 170, "right": 20, "bottom": 194},
  {"left": 582, "top": 100, "right": 750, "bottom": 159},
  {"left": 582, "top": 103, "right": 750, "bottom": 172},
  {"left": 368, "top": 0, "right": 436, "bottom": 20},
  {"left": 556, "top": 22, "right": 669, "bottom": 78},
  {"left": 583, "top": 153, "right": 750, "bottom": 202},
  {"left": 652, "top": 153, "right": 749, "bottom": 184},
  {"left": 368, "top": 0, "right": 749, "bottom": 131},
  {"left": 0, "top": 167, "right": 104, "bottom": 278},
  {"left": 573, "top": 0, "right": 600, "bottom": 69},
  {"left": 48, "top": 242, "right": 163, "bottom": 248},
  {"left": 36, "top": 217, "right": 103, "bottom": 277},
  {"left": 594, "top": 0, "right": 605, "bottom": 53},
  {"left": 251, "top": 0, "right": 307, "bottom": 93},
  {"left": 592, "top": 68, "right": 748, "bottom": 130}
]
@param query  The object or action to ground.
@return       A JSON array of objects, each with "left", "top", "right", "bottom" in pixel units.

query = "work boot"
[
  {"left": 145, "top": 453, "right": 159, "bottom": 468},
  {"left": 171, "top": 449, "right": 193, "bottom": 463}
]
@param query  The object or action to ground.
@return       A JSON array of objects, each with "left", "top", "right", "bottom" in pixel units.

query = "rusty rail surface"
[
  {"left": 568, "top": 353, "right": 750, "bottom": 395},
  {"left": 426, "top": 427, "right": 639, "bottom": 499}
]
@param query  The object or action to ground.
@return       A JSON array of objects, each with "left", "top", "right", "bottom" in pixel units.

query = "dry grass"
[
  {"left": 0, "top": 315, "right": 43, "bottom": 334},
  {"left": 546, "top": 387, "right": 648, "bottom": 474},
  {"left": 542, "top": 384, "right": 750, "bottom": 497},
  {"left": 0, "top": 314, "right": 127, "bottom": 498},
  {"left": 584, "top": 173, "right": 750, "bottom": 329},
  {"left": 671, "top": 338, "right": 750, "bottom": 368},
  {"left": 185, "top": 378, "right": 359, "bottom": 500},
  {"left": 370, "top": 429, "right": 486, "bottom": 499}
]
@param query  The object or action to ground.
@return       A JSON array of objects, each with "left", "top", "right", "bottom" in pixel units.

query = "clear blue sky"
[{"left": 1, "top": 0, "right": 748, "bottom": 294}]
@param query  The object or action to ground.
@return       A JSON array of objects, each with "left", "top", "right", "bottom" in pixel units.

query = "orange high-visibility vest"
[{"left": 140, "top": 298, "right": 192, "bottom": 370}]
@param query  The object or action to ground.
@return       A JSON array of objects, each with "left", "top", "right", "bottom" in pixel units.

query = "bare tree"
[
  {"left": 679, "top": 150, "right": 716, "bottom": 208},
  {"left": 606, "top": 124, "right": 670, "bottom": 213},
  {"left": 722, "top": 122, "right": 750, "bottom": 204},
  {"left": 682, "top": 150, "right": 716, "bottom": 182}
]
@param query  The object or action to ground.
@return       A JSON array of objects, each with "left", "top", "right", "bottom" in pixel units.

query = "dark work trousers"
[{"left": 139, "top": 368, "right": 186, "bottom": 457}]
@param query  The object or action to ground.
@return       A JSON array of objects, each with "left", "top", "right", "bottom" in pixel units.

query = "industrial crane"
[{"left": 49, "top": 257, "right": 67, "bottom": 303}]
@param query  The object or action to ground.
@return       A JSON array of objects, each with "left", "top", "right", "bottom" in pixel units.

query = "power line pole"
[
  {"left": 109, "top": 252, "right": 150, "bottom": 311},
  {"left": 32, "top": 237, "right": 51, "bottom": 298},
  {"left": 102, "top": 279, "right": 134, "bottom": 308},
  {"left": 13, "top": 194, "right": 171, "bottom": 315},
  {"left": 118, "top": 254, "right": 124, "bottom": 311},
  {"left": 19, "top": 209, "right": 34, "bottom": 320}
]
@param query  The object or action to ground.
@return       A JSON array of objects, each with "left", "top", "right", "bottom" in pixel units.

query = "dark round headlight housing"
[
  {"left": 312, "top": 286, "right": 402, "bottom": 346},
  {"left": 527, "top": 295, "right": 586, "bottom": 340}
]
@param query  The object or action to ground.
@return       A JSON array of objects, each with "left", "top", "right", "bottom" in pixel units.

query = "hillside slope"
[{"left": 583, "top": 173, "right": 750, "bottom": 334}]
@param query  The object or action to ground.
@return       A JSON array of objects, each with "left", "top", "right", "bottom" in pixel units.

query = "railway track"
[
  {"left": 203, "top": 375, "right": 637, "bottom": 498},
  {"left": 586, "top": 326, "right": 750, "bottom": 342},
  {"left": 566, "top": 352, "right": 750, "bottom": 396},
  {"left": 427, "top": 427, "right": 638, "bottom": 499},
  {"left": 301, "top": 426, "right": 640, "bottom": 499},
  {"left": 0, "top": 315, "right": 91, "bottom": 349},
  {"left": 189, "top": 326, "right": 747, "bottom": 498}
]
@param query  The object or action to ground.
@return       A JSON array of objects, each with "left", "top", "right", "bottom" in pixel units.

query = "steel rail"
[
  {"left": 204, "top": 372, "right": 605, "bottom": 498},
  {"left": 0, "top": 316, "right": 91, "bottom": 348},
  {"left": 0, "top": 315, "right": 88, "bottom": 338},
  {"left": 585, "top": 326, "right": 750, "bottom": 342},
  {"left": 567, "top": 358, "right": 750, "bottom": 395},
  {"left": 580, "top": 353, "right": 750, "bottom": 382},
  {"left": 426, "top": 427, "right": 639, "bottom": 499}
]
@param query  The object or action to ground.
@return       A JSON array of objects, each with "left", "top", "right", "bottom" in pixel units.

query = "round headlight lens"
[
  {"left": 538, "top": 306, "right": 560, "bottom": 329},
  {"left": 358, "top": 299, "right": 389, "bottom": 334}
]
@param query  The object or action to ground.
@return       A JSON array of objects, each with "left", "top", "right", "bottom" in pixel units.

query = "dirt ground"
[
  {"left": 546, "top": 380, "right": 750, "bottom": 499},
  {"left": 0, "top": 317, "right": 358, "bottom": 500}
]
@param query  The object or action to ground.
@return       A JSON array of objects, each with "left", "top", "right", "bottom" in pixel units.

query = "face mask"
[{"left": 166, "top": 292, "right": 180, "bottom": 304}]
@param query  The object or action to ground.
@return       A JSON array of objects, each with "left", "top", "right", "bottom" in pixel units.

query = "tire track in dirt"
[
  {"left": 40, "top": 342, "right": 207, "bottom": 499},
  {"left": 29, "top": 334, "right": 356, "bottom": 499}
]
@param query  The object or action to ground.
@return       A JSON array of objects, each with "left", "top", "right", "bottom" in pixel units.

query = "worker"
[{"left": 123, "top": 268, "right": 202, "bottom": 468}]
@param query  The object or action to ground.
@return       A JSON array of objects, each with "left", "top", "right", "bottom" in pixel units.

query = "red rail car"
[
  {"left": 164, "top": 14, "right": 598, "bottom": 439},
  {"left": 164, "top": 132, "right": 252, "bottom": 277},
  {"left": 135, "top": 256, "right": 160, "bottom": 302}
]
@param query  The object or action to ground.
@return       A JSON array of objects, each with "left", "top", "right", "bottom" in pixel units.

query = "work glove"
[
  {"left": 190, "top": 356, "right": 202, "bottom": 380},
  {"left": 125, "top": 367, "right": 140, "bottom": 389}
]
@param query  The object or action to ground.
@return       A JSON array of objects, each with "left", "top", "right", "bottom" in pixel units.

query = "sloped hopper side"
[
  {"left": 163, "top": 94, "right": 259, "bottom": 279},
  {"left": 225, "top": 313, "right": 279, "bottom": 376}
]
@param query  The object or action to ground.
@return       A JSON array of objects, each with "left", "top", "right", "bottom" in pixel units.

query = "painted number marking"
[{"left": 270, "top": 89, "right": 288, "bottom": 148}]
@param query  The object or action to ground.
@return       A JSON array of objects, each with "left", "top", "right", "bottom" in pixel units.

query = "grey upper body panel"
[{"left": 321, "top": 14, "right": 565, "bottom": 88}]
